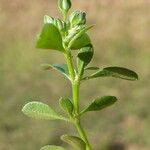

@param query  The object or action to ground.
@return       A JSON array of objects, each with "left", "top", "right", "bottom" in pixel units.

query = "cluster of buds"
[
  {"left": 63, "top": 10, "right": 87, "bottom": 44},
  {"left": 57, "top": 0, "right": 87, "bottom": 44}
]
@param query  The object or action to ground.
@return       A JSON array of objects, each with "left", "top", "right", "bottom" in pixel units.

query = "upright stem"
[
  {"left": 72, "top": 81, "right": 80, "bottom": 113},
  {"left": 64, "top": 51, "right": 75, "bottom": 81},
  {"left": 75, "top": 120, "right": 92, "bottom": 150},
  {"left": 64, "top": 49, "right": 92, "bottom": 150},
  {"left": 62, "top": 12, "right": 91, "bottom": 150},
  {"left": 73, "top": 81, "right": 92, "bottom": 150}
]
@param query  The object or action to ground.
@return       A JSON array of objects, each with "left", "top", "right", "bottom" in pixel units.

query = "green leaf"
[
  {"left": 36, "top": 23, "right": 64, "bottom": 51},
  {"left": 59, "top": 97, "right": 73, "bottom": 115},
  {"left": 22, "top": 101, "right": 66, "bottom": 120},
  {"left": 84, "top": 66, "right": 99, "bottom": 70},
  {"left": 77, "top": 44, "right": 94, "bottom": 66},
  {"left": 84, "top": 66, "right": 138, "bottom": 81},
  {"left": 69, "top": 25, "right": 93, "bottom": 49},
  {"left": 71, "top": 33, "right": 91, "bottom": 49},
  {"left": 61, "top": 135, "right": 86, "bottom": 150},
  {"left": 81, "top": 96, "right": 117, "bottom": 114},
  {"left": 77, "top": 44, "right": 94, "bottom": 76},
  {"left": 41, "top": 63, "right": 70, "bottom": 79},
  {"left": 40, "top": 145, "right": 65, "bottom": 150}
]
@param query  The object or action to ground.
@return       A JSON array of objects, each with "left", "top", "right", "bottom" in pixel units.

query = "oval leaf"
[
  {"left": 71, "top": 33, "right": 91, "bottom": 50},
  {"left": 36, "top": 23, "right": 64, "bottom": 51},
  {"left": 77, "top": 44, "right": 94, "bottom": 76},
  {"left": 81, "top": 96, "right": 117, "bottom": 114},
  {"left": 41, "top": 145, "right": 65, "bottom": 150},
  {"left": 61, "top": 135, "right": 86, "bottom": 150},
  {"left": 41, "top": 63, "right": 70, "bottom": 79},
  {"left": 77, "top": 45, "right": 94, "bottom": 66},
  {"left": 22, "top": 101, "right": 65, "bottom": 120},
  {"left": 59, "top": 97, "right": 74, "bottom": 115},
  {"left": 84, "top": 67, "right": 138, "bottom": 81}
]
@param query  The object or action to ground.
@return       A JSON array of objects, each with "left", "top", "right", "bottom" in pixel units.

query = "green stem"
[
  {"left": 75, "top": 120, "right": 92, "bottom": 150},
  {"left": 64, "top": 51, "right": 75, "bottom": 81},
  {"left": 62, "top": 9, "right": 92, "bottom": 146},
  {"left": 65, "top": 50, "right": 92, "bottom": 150},
  {"left": 64, "top": 12, "right": 68, "bottom": 22},
  {"left": 72, "top": 81, "right": 79, "bottom": 113},
  {"left": 72, "top": 81, "right": 92, "bottom": 150}
]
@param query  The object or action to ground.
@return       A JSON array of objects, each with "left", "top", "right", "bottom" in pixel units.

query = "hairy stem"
[{"left": 65, "top": 49, "right": 92, "bottom": 150}]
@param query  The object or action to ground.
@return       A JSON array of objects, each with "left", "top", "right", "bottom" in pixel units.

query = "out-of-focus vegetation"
[{"left": 0, "top": 0, "right": 149, "bottom": 150}]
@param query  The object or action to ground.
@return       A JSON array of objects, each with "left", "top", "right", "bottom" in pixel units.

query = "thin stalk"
[{"left": 63, "top": 12, "right": 68, "bottom": 22}]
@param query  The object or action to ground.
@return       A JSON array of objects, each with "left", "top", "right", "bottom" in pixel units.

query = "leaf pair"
[
  {"left": 83, "top": 66, "right": 138, "bottom": 81},
  {"left": 22, "top": 101, "right": 86, "bottom": 150},
  {"left": 22, "top": 101, "right": 68, "bottom": 122},
  {"left": 40, "top": 46, "right": 94, "bottom": 80}
]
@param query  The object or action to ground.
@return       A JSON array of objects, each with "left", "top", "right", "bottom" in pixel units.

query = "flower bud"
[
  {"left": 69, "top": 10, "right": 86, "bottom": 27},
  {"left": 53, "top": 18, "right": 64, "bottom": 31},
  {"left": 58, "top": 0, "right": 71, "bottom": 13},
  {"left": 44, "top": 15, "right": 54, "bottom": 24}
]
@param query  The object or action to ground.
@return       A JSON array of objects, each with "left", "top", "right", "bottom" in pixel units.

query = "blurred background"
[{"left": 0, "top": 0, "right": 150, "bottom": 150}]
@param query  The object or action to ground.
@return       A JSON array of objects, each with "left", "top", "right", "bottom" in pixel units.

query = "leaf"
[
  {"left": 40, "top": 145, "right": 65, "bottom": 150},
  {"left": 81, "top": 96, "right": 117, "bottom": 114},
  {"left": 77, "top": 44, "right": 94, "bottom": 66},
  {"left": 22, "top": 101, "right": 65, "bottom": 120},
  {"left": 77, "top": 44, "right": 94, "bottom": 76},
  {"left": 41, "top": 63, "right": 70, "bottom": 79},
  {"left": 84, "top": 66, "right": 99, "bottom": 70},
  {"left": 69, "top": 25, "right": 93, "bottom": 49},
  {"left": 71, "top": 33, "right": 91, "bottom": 50},
  {"left": 36, "top": 23, "right": 64, "bottom": 51},
  {"left": 61, "top": 135, "right": 86, "bottom": 150},
  {"left": 84, "top": 66, "right": 138, "bottom": 81},
  {"left": 59, "top": 97, "right": 74, "bottom": 115}
]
